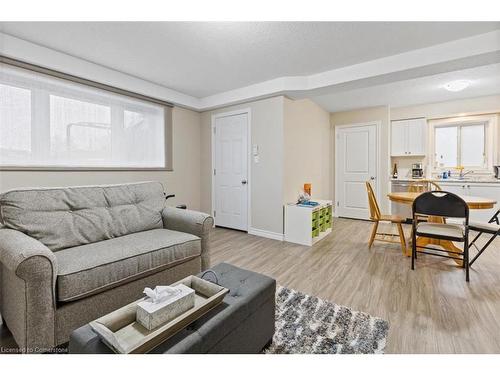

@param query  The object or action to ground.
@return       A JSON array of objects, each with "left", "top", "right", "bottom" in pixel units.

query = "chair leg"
[
  {"left": 396, "top": 223, "right": 407, "bottom": 255},
  {"left": 470, "top": 233, "right": 498, "bottom": 267},
  {"left": 411, "top": 228, "right": 416, "bottom": 270},
  {"left": 469, "top": 231, "right": 482, "bottom": 248},
  {"left": 464, "top": 232, "right": 470, "bottom": 282},
  {"left": 368, "top": 221, "right": 379, "bottom": 248}
]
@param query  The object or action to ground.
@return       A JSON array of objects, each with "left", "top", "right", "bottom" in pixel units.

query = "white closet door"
[
  {"left": 214, "top": 113, "right": 248, "bottom": 231},
  {"left": 336, "top": 123, "right": 377, "bottom": 219}
]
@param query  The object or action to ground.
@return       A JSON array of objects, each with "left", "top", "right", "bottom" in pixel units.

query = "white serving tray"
[{"left": 89, "top": 276, "right": 229, "bottom": 353}]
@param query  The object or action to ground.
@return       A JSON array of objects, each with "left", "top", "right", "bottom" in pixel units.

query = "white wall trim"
[
  {"left": 211, "top": 108, "right": 252, "bottom": 232},
  {"left": 334, "top": 121, "right": 382, "bottom": 218},
  {"left": 3, "top": 30, "right": 500, "bottom": 112},
  {"left": 248, "top": 227, "right": 284, "bottom": 241},
  {"left": 198, "top": 30, "right": 500, "bottom": 110},
  {"left": 0, "top": 32, "right": 200, "bottom": 109}
]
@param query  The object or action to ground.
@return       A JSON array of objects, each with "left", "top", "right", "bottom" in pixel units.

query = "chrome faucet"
[{"left": 459, "top": 170, "right": 474, "bottom": 179}]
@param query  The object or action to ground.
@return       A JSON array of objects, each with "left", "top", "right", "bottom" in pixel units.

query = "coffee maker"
[
  {"left": 494, "top": 165, "right": 500, "bottom": 179},
  {"left": 412, "top": 163, "right": 424, "bottom": 179}
]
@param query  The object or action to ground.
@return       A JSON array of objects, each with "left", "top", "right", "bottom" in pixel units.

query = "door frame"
[
  {"left": 211, "top": 108, "right": 252, "bottom": 231},
  {"left": 334, "top": 121, "right": 381, "bottom": 219}
]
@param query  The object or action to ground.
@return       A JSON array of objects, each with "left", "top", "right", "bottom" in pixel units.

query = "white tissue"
[{"left": 143, "top": 285, "right": 181, "bottom": 304}]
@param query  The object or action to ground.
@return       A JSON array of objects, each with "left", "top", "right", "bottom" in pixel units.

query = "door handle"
[
  {"left": 241, "top": 180, "right": 247, "bottom": 185},
  {"left": 370, "top": 176, "right": 376, "bottom": 180}
]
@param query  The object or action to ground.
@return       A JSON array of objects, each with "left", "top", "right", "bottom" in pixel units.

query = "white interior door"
[
  {"left": 214, "top": 113, "right": 248, "bottom": 231},
  {"left": 336, "top": 123, "right": 377, "bottom": 219}
]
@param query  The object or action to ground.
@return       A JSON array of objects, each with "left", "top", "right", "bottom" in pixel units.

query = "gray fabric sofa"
[{"left": 0, "top": 181, "right": 213, "bottom": 352}]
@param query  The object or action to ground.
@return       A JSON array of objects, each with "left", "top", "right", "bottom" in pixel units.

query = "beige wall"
[
  {"left": 200, "top": 96, "right": 285, "bottom": 235},
  {"left": 330, "top": 106, "right": 391, "bottom": 211},
  {"left": 201, "top": 96, "right": 331, "bottom": 236},
  {"left": 0, "top": 107, "right": 203, "bottom": 210},
  {"left": 283, "top": 98, "right": 331, "bottom": 203}
]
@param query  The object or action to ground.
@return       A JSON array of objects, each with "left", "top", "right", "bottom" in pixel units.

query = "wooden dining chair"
[
  {"left": 365, "top": 181, "right": 407, "bottom": 254},
  {"left": 408, "top": 180, "right": 442, "bottom": 193}
]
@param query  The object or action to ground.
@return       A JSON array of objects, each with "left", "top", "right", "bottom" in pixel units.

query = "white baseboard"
[{"left": 248, "top": 227, "right": 284, "bottom": 241}]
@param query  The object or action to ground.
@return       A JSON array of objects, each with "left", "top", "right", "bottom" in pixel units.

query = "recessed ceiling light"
[{"left": 444, "top": 80, "right": 471, "bottom": 92}]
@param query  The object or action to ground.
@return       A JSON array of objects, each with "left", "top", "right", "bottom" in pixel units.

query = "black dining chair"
[
  {"left": 468, "top": 209, "right": 500, "bottom": 266},
  {"left": 411, "top": 191, "right": 470, "bottom": 281}
]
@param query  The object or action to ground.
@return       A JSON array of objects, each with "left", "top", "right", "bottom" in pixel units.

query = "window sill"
[{"left": 0, "top": 166, "right": 173, "bottom": 172}]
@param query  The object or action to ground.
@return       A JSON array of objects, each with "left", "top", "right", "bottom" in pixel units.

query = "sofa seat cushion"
[{"left": 55, "top": 229, "right": 201, "bottom": 302}]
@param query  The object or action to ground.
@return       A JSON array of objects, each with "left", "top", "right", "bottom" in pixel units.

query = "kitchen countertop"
[{"left": 391, "top": 177, "right": 500, "bottom": 184}]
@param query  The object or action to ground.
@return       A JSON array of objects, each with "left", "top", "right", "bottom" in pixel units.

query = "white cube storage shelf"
[{"left": 284, "top": 200, "right": 333, "bottom": 246}]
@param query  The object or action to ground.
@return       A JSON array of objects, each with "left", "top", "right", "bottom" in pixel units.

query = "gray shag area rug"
[{"left": 266, "top": 286, "right": 389, "bottom": 354}]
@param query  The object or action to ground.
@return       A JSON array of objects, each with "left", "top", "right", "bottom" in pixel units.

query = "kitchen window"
[
  {"left": 0, "top": 60, "right": 172, "bottom": 170},
  {"left": 431, "top": 115, "right": 496, "bottom": 172}
]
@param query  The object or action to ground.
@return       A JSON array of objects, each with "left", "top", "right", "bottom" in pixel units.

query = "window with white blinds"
[
  {"left": 0, "top": 63, "right": 170, "bottom": 169},
  {"left": 430, "top": 114, "right": 496, "bottom": 173}
]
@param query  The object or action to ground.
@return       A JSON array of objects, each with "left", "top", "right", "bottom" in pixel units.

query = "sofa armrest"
[
  {"left": 161, "top": 208, "right": 213, "bottom": 271},
  {"left": 0, "top": 228, "right": 57, "bottom": 305},
  {"left": 0, "top": 228, "right": 58, "bottom": 349},
  {"left": 0, "top": 228, "right": 57, "bottom": 282}
]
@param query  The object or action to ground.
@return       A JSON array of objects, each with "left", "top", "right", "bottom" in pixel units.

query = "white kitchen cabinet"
[
  {"left": 439, "top": 182, "right": 500, "bottom": 222},
  {"left": 391, "top": 122, "right": 407, "bottom": 157},
  {"left": 438, "top": 182, "right": 466, "bottom": 196},
  {"left": 391, "top": 118, "right": 427, "bottom": 157},
  {"left": 468, "top": 184, "right": 500, "bottom": 222}
]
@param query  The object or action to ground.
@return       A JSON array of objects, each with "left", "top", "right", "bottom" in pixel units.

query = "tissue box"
[{"left": 136, "top": 284, "right": 195, "bottom": 330}]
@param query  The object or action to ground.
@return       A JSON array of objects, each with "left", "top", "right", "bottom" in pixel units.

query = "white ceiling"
[
  {"left": 1, "top": 22, "right": 500, "bottom": 111},
  {"left": 1, "top": 22, "right": 499, "bottom": 97},
  {"left": 311, "top": 63, "right": 500, "bottom": 112}
]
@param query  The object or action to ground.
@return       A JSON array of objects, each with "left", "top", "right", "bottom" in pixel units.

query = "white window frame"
[
  {"left": 429, "top": 115, "right": 497, "bottom": 174},
  {"left": 0, "top": 58, "right": 173, "bottom": 171}
]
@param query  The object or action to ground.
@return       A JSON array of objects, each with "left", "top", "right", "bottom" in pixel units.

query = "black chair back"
[{"left": 412, "top": 191, "right": 469, "bottom": 221}]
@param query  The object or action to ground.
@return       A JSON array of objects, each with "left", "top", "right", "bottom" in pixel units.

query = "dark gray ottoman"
[{"left": 69, "top": 263, "right": 276, "bottom": 353}]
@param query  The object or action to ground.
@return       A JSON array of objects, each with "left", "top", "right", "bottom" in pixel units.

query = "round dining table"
[{"left": 387, "top": 191, "right": 497, "bottom": 264}]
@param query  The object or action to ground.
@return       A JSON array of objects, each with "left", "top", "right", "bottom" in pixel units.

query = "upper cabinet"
[{"left": 391, "top": 118, "right": 427, "bottom": 157}]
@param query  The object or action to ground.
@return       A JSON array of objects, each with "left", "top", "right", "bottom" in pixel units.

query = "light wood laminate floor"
[
  {"left": 1, "top": 218, "right": 499, "bottom": 353},
  {"left": 211, "top": 218, "right": 500, "bottom": 354}
]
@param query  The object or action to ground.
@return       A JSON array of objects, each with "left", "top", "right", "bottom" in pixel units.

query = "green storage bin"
[
  {"left": 312, "top": 228, "right": 320, "bottom": 237},
  {"left": 312, "top": 211, "right": 319, "bottom": 221}
]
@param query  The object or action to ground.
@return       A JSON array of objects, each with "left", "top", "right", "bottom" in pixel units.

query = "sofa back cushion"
[{"left": 0, "top": 181, "right": 165, "bottom": 251}]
